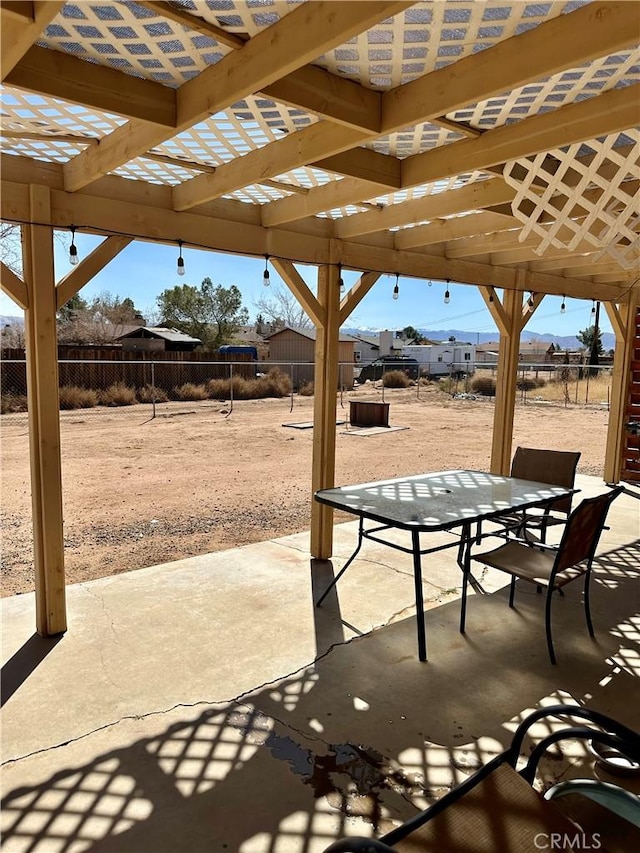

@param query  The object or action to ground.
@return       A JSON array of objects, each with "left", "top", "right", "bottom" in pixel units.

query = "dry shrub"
[
  {"left": 471, "top": 375, "right": 496, "bottom": 396},
  {"left": 438, "top": 376, "right": 458, "bottom": 394},
  {"left": 517, "top": 376, "right": 538, "bottom": 392},
  {"left": 1, "top": 393, "right": 28, "bottom": 414},
  {"left": 138, "top": 384, "right": 169, "bottom": 403},
  {"left": 258, "top": 368, "right": 292, "bottom": 397},
  {"left": 299, "top": 381, "right": 314, "bottom": 396},
  {"left": 59, "top": 385, "right": 98, "bottom": 410},
  {"left": 382, "top": 370, "right": 411, "bottom": 388},
  {"left": 172, "top": 382, "right": 209, "bottom": 401},
  {"left": 99, "top": 383, "right": 137, "bottom": 406},
  {"left": 207, "top": 369, "right": 292, "bottom": 400},
  {"left": 207, "top": 378, "right": 228, "bottom": 400}
]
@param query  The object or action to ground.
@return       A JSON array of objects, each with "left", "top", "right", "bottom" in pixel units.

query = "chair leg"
[
  {"left": 509, "top": 576, "right": 516, "bottom": 608},
  {"left": 584, "top": 570, "right": 595, "bottom": 637},
  {"left": 545, "top": 587, "right": 557, "bottom": 665}
]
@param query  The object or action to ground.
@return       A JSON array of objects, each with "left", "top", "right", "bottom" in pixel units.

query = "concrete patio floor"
[{"left": 1, "top": 474, "right": 639, "bottom": 852}]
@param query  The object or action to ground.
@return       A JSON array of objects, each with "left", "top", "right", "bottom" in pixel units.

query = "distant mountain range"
[
  {"left": 1, "top": 314, "right": 615, "bottom": 352},
  {"left": 343, "top": 327, "right": 615, "bottom": 351}
]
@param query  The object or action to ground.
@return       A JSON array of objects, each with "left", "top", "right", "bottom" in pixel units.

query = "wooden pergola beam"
[
  {"left": 1, "top": 1, "right": 64, "bottom": 80},
  {"left": 310, "top": 263, "right": 341, "bottom": 559},
  {"left": 23, "top": 183, "right": 66, "bottom": 636},
  {"left": 604, "top": 295, "right": 639, "bottom": 483},
  {"left": 270, "top": 258, "right": 324, "bottom": 328},
  {"left": 0, "top": 260, "right": 28, "bottom": 309},
  {"left": 63, "top": 1, "right": 411, "bottom": 192},
  {"left": 56, "top": 236, "right": 133, "bottom": 310},
  {"left": 490, "top": 286, "right": 524, "bottom": 475},
  {"left": 339, "top": 272, "right": 382, "bottom": 325}
]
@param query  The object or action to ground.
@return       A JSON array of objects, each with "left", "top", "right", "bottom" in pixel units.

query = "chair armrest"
[
  {"left": 544, "top": 779, "right": 640, "bottom": 828},
  {"left": 323, "top": 839, "right": 395, "bottom": 852}
]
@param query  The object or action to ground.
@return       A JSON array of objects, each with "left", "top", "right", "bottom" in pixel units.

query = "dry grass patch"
[
  {"left": 137, "top": 384, "right": 170, "bottom": 403},
  {"left": 59, "top": 386, "right": 99, "bottom": 410},
  {"left": 172, "top": 383, "right": 209, "bottom": 401},
  {"left": 0, "top": 393, "right": 28, "bottom": 414},
  {"left": 99, "top": 383, "right": 138, "bottom": 406},
  {"left": 207, "top": 368, "right": 292, "bottom": 400},
  {"left": 382, "top": 370, "right": 412, "bottom": 388}
]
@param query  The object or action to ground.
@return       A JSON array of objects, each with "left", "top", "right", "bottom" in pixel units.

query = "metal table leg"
[
  {"left": 412, "top": 529, "right": 428, "bottom": 661},
  {"left": 316, "top": 517, "right": 365, "bottom": 606}
]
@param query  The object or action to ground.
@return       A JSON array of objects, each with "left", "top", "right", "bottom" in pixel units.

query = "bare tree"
[
  {"left": 58, "top": 292, "right": 143, "bottom": 344},
  {"left": 0, "top": 224, "right": 22, "bottom": 276},
  {"left": 254, "top": 284, "right": 311, "bottom": 329}
]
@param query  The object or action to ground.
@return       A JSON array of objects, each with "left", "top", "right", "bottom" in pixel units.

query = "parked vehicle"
[
  {"left": 357, "top": 355, "right": 420, "bottom": 382},
  {"left": 402, "top": 344, "right": 476, "bottom": 378}
]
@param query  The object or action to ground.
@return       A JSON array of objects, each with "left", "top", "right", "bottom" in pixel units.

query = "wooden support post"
[
  {"left": 490, "top": 287, "right": 523, "bottom": 475},
  {"left": 310, "top": 264, "right": 341, "bottom": 559},
  {"left": 604, "top": 292, "right": 638, "bottom": 483},
  {"left": 23, "top": 185, "right": 66, "bottom": 635}
]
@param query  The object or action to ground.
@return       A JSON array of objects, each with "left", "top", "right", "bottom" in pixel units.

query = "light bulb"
[
  {"left": 263, "top": 255, "right": 270, "bottom": 286},
  {"left": 591, "top": 300, "right": 596, "bottom": 315},
  {"left": 177, "top": 240, "right": 185, "bottom": 276},
  {"left": 392, "top": 274, "right": 399, "bottom": 300},
  {"left": 427, "top": 279, "right": 432, "bottom": 287},
  {"left": 527, "top": 293, "right": 534, "bottom": 312},
  {"left": 444, "top": 279, "right": 450, "bottom": 304},
  {"left": 560, "top": 297, "right": 566, "bottom": 314},
  {"left": 69, "top": 227, "right": 79, "bottom": 266},
  {"left": 489, "top": 290, "right": 494, "bottom": 303}
]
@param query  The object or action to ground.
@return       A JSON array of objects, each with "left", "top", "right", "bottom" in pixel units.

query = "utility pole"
[{"left": 589, "top": 301, "right": 601, "bottom": 376}]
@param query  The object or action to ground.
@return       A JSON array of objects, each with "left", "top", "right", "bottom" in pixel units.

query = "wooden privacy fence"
[{"left": 0, "top": 348, "right": 256, "bottom": 395}]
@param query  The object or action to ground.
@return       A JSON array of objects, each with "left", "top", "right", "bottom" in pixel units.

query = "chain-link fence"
[
  {"left": 0, "top": 357, "right": 362, "bottom": 423},
  {"left": 1, "top": 355, "right": 615, "bottom": 426}
]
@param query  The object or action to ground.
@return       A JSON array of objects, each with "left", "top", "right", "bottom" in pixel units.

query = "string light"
[
  {"left": 263, "top": 254, "right": 270, "bottom": 286},
  {"left": 444, "top": 279, "right": 450, "bottom": 304},
  {"left": 338, "top": 264, "right": 345, "bottom": 294},
  {"left": 488, "top": 288, "right": 494, "bottom": 303},
  {"left": 591, "top": 299, "right": 596, "bottom": 316},
  {"left": 69, "top": 225, "right": 79, "bottom": 266},
  {"left": 392, "top": 272, "right": 399, "bottom": 300},
  {"left": 176, "top": 240, "right": 185, "bottom": 276},
  {"left": 527, "top": 292, "right": 535, "bottom": 312},
  {"left": 560, "top": 295, "right": 566, "bottom": 314},
  {"left": 427, "top": 278, "right": 433, "bottom": 287}
]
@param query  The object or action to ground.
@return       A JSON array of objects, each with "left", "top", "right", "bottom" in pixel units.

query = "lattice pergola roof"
[{"left": 1, "top": 0, "right": 639, "bottom": 304}]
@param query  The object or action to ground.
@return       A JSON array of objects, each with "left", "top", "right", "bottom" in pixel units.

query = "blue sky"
[{"left": 0, "top": 230, "right": 610, "bottom": 340}]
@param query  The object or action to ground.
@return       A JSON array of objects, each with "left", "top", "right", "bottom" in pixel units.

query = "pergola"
[{"left": 1, "top": 1, "right": 638, "bottom": 640}]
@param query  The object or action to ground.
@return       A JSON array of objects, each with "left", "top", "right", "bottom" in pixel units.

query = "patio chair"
[
  {"left": 496, "top": 447, "right": 581, "bottom": 543},
  {"left": 462, "top": 486, "right": 623, "bottom": 664},
  {"left": 323, "top": 705, "right": 640, "bottom": 853}
]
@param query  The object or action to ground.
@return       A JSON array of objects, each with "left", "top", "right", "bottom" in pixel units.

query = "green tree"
[
  {"left": 157, "top": 278, "right": 248, "bottom": 351},
  {"left": 57, "top": 291, "right": 141, "bottom": 343},
  {"left": 576, "top": 325, "right": 603, "bottom": 357},
  {"left": 401, "top": 325, "right": 427, "bottom": 343},
  {"left": 57, "top": 293, "right": 88, "bottom": 325}
]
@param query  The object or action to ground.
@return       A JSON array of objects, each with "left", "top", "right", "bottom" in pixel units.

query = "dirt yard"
[{"left": 0, "top": 387, "right": 611, "bottom": 596}]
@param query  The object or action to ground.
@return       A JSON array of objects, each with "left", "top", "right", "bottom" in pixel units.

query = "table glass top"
[{"left": 315, "top": 469, "right": 574, "bottom": 530}]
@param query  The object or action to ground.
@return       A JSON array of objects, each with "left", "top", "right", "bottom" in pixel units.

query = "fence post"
[
  {"left": 229, "top": 362, "right": 233, "bottom": 414},
  {"left": 151, "top": 360, "right": 156, "bottom": 419}
]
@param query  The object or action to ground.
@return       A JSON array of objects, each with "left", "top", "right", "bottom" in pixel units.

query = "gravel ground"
[{"left": 0, "top": 387, "right": 611, "bottom": 596}]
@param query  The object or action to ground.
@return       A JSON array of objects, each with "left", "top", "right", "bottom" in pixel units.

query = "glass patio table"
[{"left": 314, "top": 469, "right": 576, "bottom": 661}]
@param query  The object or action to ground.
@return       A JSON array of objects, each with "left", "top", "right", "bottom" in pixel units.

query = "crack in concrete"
[{"left": 1, "top": 628, "right": 363, "bottom": 767}]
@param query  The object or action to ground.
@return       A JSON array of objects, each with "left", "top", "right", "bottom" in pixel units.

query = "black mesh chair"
[
  {"left": 462, "top": 486, "right": 623, "bottom": 663},
  {"left": 496, "top": 447, "right": 581, "bottom": 543},
  {"left": 323, "top": 705, "right": 640, "bottom": 853}
]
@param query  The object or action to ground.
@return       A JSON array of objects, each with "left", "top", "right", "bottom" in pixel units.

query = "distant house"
[
  {"left": 476, "top": 341, "right": 555, "bottom": 366},
  {"left": 265, "top": 326, "right": 355, "bottom": 388},
  {"left": 344, "top": 333, "right": 379, "bottom": 364},
  {"left": 116, "top": 326, "right": 201, "bottom": 352}
]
